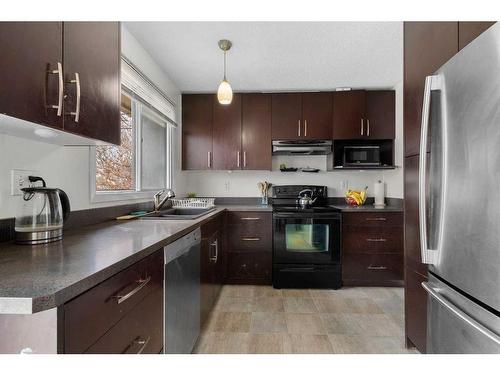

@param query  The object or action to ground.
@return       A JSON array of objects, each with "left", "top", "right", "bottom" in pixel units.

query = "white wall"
[
  {"left": 181, "top": 82, "right": 404, "bottom": 199},
  {"left": 0, "top": 25, "right": 184, "bottom": 219}
]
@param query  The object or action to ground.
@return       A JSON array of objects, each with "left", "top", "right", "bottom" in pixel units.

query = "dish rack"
[{"left": 171, "top": 198, "right": 215, "bottom": 209}]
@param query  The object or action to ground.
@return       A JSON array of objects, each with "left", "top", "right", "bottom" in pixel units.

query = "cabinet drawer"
[
  {"left": 343, "top": 225, "right": 403, "bottom": 254},
  {"left": 226, "top": 251, "right": 271, "bottom": 284},
  {"left": 227, "top": 231, "right": 272, "bottom": 252},
  {"left": 226, "top": 211, "right": 271, "bottom": 229},
  {"left": 342, "top": 212, "right": 403, "bottom": 227},
  {"left": 84, "top": 287, "right": 163, "bottom": 354},
  {"left": 64, "top": 250, "right": 163, "bottom": 353},
  {"left": 342, "top": 253, "right": 403, "bottom": 286}
]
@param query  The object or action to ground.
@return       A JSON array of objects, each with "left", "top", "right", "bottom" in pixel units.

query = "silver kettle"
[{"left": 296, "top": 189, "right": 317, "bottom": 209}]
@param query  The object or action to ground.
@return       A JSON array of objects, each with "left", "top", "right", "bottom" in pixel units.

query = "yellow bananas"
[{"left": 345, "top": 186, "right": 368, "bottom": 206}]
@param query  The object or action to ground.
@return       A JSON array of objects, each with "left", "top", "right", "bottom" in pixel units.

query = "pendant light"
[{"left": 217, "top": 39, "right": 233, "bottom": 105}]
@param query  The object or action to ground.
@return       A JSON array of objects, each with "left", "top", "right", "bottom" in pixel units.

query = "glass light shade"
[{"left": 217, "top": 80, "right": 233, "bottom": 105}]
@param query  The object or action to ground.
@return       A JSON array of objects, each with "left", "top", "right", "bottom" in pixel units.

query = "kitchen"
[{"left": 0, "top": 1, "right": 499, "bottom": 371}]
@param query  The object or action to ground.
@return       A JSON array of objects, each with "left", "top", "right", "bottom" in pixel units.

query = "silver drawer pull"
[
  {"left": 366, "top": 238, "right": 387, "bottom": 242},
  {"left": 124, "top": 336, "right": 151, "bottom": 354},
  {"left": 240, "top": 217, "right": 261, "bottom": 220},
  {"left": 241, "top": 237, "right": 261, "bottom": 241},
  {"left": 367, "top": 265, "right": 388, "bottom": 270},
  {"left": 366, "top": 217, "right": 387, "bottom": 221},
  {"left": 113, "top": 276, "right": 151, "bottom": 304}
]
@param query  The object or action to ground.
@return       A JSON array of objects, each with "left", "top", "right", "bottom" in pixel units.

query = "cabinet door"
[
  {"left": 405, "top": 268, "right": 428, "bottom": 353},
  {"left": 332, "top": 90, "right": 366, "bottom": 139},
  {"left": 458, "top": 22, "right": 496, "bottom": 50},
  {"left": 63, "top": 22, "right": 121, "bottom": 145},
  {"left": 271, "top": 93, "right": 302, "bottom": 139},
  {"left": 404, "top": 22, "right": 458, "bottom": 157},
  {"left": 241, "top": 94, "right": 272, "bottom": 170},
  {"left": 182, "top": 94, "right": 213, "bottom": 170},
  {"left": 0, "top": 22, "right": 63, "bottom": 129},
  {"left": 213, "top": 94, "right": 242, "bottom": 170},
  {"left": 365, "top": 90, "right": 395, "bottom": 139},
  {"left": 200, "top": 237, "right": 213, "bottom": 327},
  {"left": 302, "top": 92, "right": 333, "bottom": 139}
]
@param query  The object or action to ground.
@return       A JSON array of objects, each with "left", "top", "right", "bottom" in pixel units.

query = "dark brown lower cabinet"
[
  {"left": 64, "top": 249, "right": 164, "bottom": 354},
  {"left": 405, "top": 268, "right": 428, "bottom": 353},
  {"left": 225, "top": 211, "right": 272, "bottom": 285},
  {"left": 84, "top": 287, "right": 163, "bottom": 354},
  {"left": 200, "top": 213, "right": 226, "bottom": 327}
]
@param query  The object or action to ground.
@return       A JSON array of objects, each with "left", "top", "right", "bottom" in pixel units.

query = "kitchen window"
[{"left": 91, "top": 58, "right": 176, "bottom": 203}]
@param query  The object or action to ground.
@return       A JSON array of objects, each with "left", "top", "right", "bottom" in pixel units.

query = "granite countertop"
[
  {"left": 0, "top": 201, "right": 401, "bottom": 315},
  {"left": 331, "top": 203, "right": 404, "bottom": 212},
  {"left": 0, "top": 207, "right": 227, "bottom": 315}
]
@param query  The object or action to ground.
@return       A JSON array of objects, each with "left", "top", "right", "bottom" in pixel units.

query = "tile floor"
[{"left": 194, "top": 285, "right": 418, "bottom": 354}]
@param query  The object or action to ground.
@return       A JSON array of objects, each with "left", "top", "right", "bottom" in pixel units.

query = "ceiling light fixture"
[{"left": 217, "top": 39, "right": 233, "bottom": 105}]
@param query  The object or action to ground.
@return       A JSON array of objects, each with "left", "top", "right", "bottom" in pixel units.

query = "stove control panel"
[{"left": 273, "top": 185, "right": 327, "bottom": 198}]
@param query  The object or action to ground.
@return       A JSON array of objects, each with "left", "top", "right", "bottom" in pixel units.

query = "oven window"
[{"left": 285, "top": 224, "right": 329, "bottom": 252}]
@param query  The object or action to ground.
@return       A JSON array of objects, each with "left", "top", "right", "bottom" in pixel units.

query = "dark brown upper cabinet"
[
  {"left": 0, "top": 22, "right": 64, "bottom": 130},
  {"left": 0, "top": 22, "right": 121, "bottom": 145},
  {"left": 62, "top": 22, "right": 121, "bottom": 145},
  {"left": 404, "top": 22, "right": 458, "bottom": 157},
  {"left": 213, "top": 94, "right": 242, "bottom": 170},
  {"left": 271, "top": 93, "right": 302, "bottom": 139},
  {"left": 333, "top": 90, "right": 395, "bottom": 140},
  {"left": 242, "top": 94, "right": 272, "bottom": 170},
  {"left": 332, "top": 90, "right": 366, "bottom": 139},
  {"left": 271, "top": 92, "right": 332, "bottom": 140},
  {"left": 301, "top": 92, "right": 333, "bottom": 139},
  {"left": 182, "top": 94, "right": 213, "bottom": 170},
  {"left": 458, "top": 22, "right": 496, "bottom": 50}
]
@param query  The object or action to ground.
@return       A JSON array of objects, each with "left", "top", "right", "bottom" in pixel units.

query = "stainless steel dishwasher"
[{"left": 164, "top": 227, "right": 201, "bottom": 354}]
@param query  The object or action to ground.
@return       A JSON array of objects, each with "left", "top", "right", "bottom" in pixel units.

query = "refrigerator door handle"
[
  {"left": 419, "top": 75, "right": 440, "bottom": 264},
  {"left": 422, "top": 282, "right": 500, "bottom": 346}
]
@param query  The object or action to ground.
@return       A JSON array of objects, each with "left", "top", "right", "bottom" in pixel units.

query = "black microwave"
[{"left": 342, "top": 145, "right": 381, "bottom": 166}]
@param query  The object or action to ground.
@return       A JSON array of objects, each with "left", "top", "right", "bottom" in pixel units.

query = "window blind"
[{"left": 121, "top": 57, "right": 177, "bottom": 125}]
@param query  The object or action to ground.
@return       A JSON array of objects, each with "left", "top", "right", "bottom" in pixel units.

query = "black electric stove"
[{"left": 272, "top": 185, "right": 342, "bottom": 289}]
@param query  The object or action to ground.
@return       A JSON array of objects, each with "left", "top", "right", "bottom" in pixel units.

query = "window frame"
[{"left": 90, "top": 90, "right": 173, "bottom": 204}]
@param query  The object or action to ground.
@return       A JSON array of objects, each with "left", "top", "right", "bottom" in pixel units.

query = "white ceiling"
[{"left": 124, "top": 22, "right": 403, "bottom": 93}]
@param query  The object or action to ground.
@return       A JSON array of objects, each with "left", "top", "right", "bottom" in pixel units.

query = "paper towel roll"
[{"left": 374, "top": 180, "right": 385, "bottom": 207}]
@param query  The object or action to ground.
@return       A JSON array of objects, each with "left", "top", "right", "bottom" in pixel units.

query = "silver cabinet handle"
[
  {"left": 367, "top": 119, "right": 370, "bottom": 136},
  {"left": 360, "top": 118, "right": 364, "bottom": 135},
  {"left": 209, "top": 239, "right": 218, "bottom": 262},
  {"left": 367, "top": 265, "right": 388, "bottom": 270},
  {"left": 241, "top": 237, "right": 261, "bottom": 241},
  {"left": 419, "top": 75, "right": 440, "bottom": 265},
  {"left": 124, "top": 336, "right": 151, "bottom": 354},
  {"left": 243, "top": 151, "right": 247, "bottom": 168},
  {"left": 207, "top": 151, "right": 212, "bottom": 168},
  {"left": 365, "top": 217, "right": 386, "bottom": 221},
  {"left": 304, "top": 120, "right": 308, "bottom": 137},
  {"left": 240, "top": 217, "right": 261, "bottom": 220},
  {"left": 113, "top": 276, "right": 151, "bottom": 305},
  {"left": 366, "top": 238, "right": 387, "bottom": 242},
  {"left": 422, "top": 282, "right": 500, "bottom": 345},
  {"left": 68, "top": 72, "right": 81, "bottom": 122},
  {"left": 237, "top": 151, "right": 241, "bottom": 168},
  {"left": 298, "top": 120, "right": 301, "bottom": 137},
  {"left": 47, "top": 62, "right": 63, "bottom": 116}
]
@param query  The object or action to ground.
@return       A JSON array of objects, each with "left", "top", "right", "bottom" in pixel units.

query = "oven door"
[{"left": 273, "top": 212, "right": 341, "bottom": 265}]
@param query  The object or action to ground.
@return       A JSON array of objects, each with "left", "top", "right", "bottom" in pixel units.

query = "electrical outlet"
[
  {"left": 224, "top": 181, "right": 230, "bottom": 192},
  {"left": 340, "top": 180, "right": 349, "bottom": 191},
  {"left": 11, "top": 169, "right": 39, "bottom": 196}
]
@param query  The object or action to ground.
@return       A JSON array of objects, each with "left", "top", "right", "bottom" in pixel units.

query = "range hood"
[{"left": 272, "top": 140, "right": 332, "bottom": 155}]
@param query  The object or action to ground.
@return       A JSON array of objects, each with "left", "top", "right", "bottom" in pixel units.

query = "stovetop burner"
[{"left": 273, "top": 205, "right": 341, "bottom": 213}]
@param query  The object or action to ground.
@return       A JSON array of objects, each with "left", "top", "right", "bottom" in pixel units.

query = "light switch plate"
[{"left": 11, "top": 169, "right": 39, "bottom": 196}]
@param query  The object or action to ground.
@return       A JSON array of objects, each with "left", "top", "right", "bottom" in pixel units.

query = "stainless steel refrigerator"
[{"left": 419, "top": 22, "right": 500, "bottom": 353}]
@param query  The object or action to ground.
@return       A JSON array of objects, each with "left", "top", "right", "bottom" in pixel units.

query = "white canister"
[{"left": 374, "top": 180, "right": 386, "bottom": 208}]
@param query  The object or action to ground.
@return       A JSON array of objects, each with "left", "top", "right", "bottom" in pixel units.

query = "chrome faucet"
[{"left": 153, "top": 189, "right": 176, "bottom": 212}]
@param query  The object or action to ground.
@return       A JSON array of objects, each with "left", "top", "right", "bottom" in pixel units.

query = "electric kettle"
[{"left": 15, "top": 176, "right": 70, "bottom": 244}]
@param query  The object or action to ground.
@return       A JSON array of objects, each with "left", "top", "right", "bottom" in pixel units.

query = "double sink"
[{"left": 140, "top": 207, "right": 216, "bottom": 220}]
